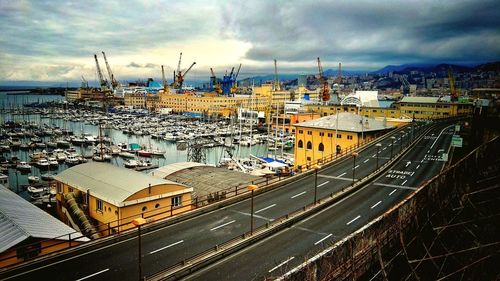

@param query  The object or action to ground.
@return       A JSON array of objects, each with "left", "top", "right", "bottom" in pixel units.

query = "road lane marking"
[
  {"left": 430, "top": 124, "right": 454, "bottom": 149},
  {"left": 402, "top": 180, "right": 408, "bottom": 185},
  {"left": 346, "top": 215, "right": 361, "bottom": 225},
  {"left": 291, "top": 191, "right": 306, "bottom": 198},
  {"left": 338, "top": 172, "right": 346, "bottom": 177},
  {"left": 255, "top": 204, "right": 276, "bottom": 214},
  {"left": 416, "top": 164, "right": 420, "bottom": 170},
  {"left": 363, "top": 159, "right": 369, "bottom": 163},
  {"left": 383, "top": 147, "right": 387, "bottom": 150},
  {"left": 389, "top": 189, "right": 397, "bottom": 196},
  {"left": 373, "top": 182, "right": 417, "bottom": 190},
  {"left": 268, "top": 256, "right": 295, "bottom": 273},
  {"left": 352, "top": 165, "right": 359, "bottom": 170},
  {"left": 149, "top": 240, "right": 184, "bottom": 254},
  {"left": 420, "top": 159, "right": 424, "bottom": 163},
  {"left": 317, "top": 181, "right": 329, "bottom": 187},
  {"left": 371, "top": 201, "right": 382, "bottom": 209},
  {"left": 405, "top": 161, "right": 411, "bottom": 167},
  {"left": 210, "top": 220, "right": 236, "bottom": 231},
  {"left": 230, "top": 210, "right": 273, "bottom": 221},
  {"left": 314, "top": 233, "right": 333, "bottom": 245},
  {"left": 75, "top": 269, "right": 109, "bottom": 281},
  {"left": 318, "top": 174, "right": 357, "bottom": 181}
]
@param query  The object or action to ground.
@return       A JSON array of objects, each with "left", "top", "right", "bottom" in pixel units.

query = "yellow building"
[
  {"left": 53, "top": 163, "right": 193, "bottom": 235},
  {"left": 399, "top": 96, "right": 473, "bottom": 119},
  {"left": 0, "top": 186, "right": 89, "bottom": 267},
  {"left": 294, "top": 112, "right": 394, "bottom": 169},
  {"left": 124, "top": 92, "right": 146, "bottom": 109},
  {"left": 271, "top": 112, "right": 321, "bottom": 134}
]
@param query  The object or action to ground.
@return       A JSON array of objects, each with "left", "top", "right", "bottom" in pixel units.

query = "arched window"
[
  {"left": 318, "top": 143, "right": 324, "bottom": 151},
  {"left": 306, "top": 141, "right": 312, "bottom": 149},
  {"left": 142, "top": 206, "right": 147, "bottom": 212},
  {"left": 298, "top": 140, "right": 303, "bottom": 148}
]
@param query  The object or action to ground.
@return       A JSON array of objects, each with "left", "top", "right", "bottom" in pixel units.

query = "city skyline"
[{"left": 1, "top": 0, "right": 499, "bottom": 83}]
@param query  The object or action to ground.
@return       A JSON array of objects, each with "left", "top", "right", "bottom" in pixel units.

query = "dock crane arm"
[
  {"left": 235, "top": 63, "right": 242, "bottom": 79},
  {"left": 183, "top": 62, "right": 196, "bottom": 77},
  {"left": 94, "top": 54, "right": 108, "bottom": 90},
  {"left": 102, "top": 51, "right": 118, "bottom": 90}
]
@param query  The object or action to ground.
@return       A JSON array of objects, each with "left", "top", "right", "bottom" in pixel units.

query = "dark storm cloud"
[{"left": 222, "top": 0, "right": 500, "bottom": 67}]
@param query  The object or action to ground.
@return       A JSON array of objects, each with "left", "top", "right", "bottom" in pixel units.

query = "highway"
[
  {"left": 0, "top": 121, "right": 438, "bottom": 281},
  {"left": 184, "top": 121, "right": 456, "bottom": 280}
]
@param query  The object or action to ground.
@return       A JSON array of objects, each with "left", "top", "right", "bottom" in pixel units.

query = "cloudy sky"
[{"left": 1, "top": 0, "right": 498, "bottom": 83}]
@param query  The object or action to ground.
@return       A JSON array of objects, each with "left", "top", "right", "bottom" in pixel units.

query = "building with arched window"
[{"left": 294, "top": 112, "right": 395, "bottom": 169}]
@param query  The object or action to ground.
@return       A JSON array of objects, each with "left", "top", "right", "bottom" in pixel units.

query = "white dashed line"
[
  {"left": 371, "top": 201, "right": 382, "bottom": 209},
  {"left": 416, "top": 165, "right": 420, "bottom": 170},
  {"left": 317, "top": 181, "right": 329, "bottom": 187},
  {"left": 347, "top": 215, "right": 361, "bottom": 225},
  {"left": 255, "top": 204, "right": 276, "bottom": 214},
  {"left": 291, "top": 191, "right": 306, "bottom": 199},
  {"left": 150, "top": 240, "right": 184, "bottom": 254},
  {"left": 389, "top": 189, "right": 397, "bottom": 196},
  {"left": 314, "top": 233, "right": 333, "bottom": 245},
  {"left": 372, "top": 154, "right": 376, "bottom": 157},
  {"left": 75, "top": 269, "right": 109, "bottom": 281},
  {"left": 210, "top": 220, "right": 236, "bottom": 231},
  {"left": 402, "top": 180, "right": 408, "bottom": 185},
  {"left": 268, "top": 257, "right": 295, "bottom": 273},
  {"left": 363, "top": 159, "right": 369, "bottom": 163},
  {"left": 352, "top": 165, "right": 359, "bottom": 169},
  {"left": 338, "top": 172, "right": 346, "bottom": 177}
]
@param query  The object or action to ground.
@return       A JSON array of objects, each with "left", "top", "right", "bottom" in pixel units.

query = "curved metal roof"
[{"left": 54, "top": 162, "right": 187, "bottom": 207}]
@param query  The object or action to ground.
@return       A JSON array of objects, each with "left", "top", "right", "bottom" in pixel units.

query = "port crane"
[
  {"left": 230, "top": 63, "right": 242, "bottom": 95},
  {"left": 81, "top": 76, "right": 89, "bottom": 89},
  {"left": 94, "top": 54, "right": 109, "bottom": 91},
  {"left": 448, "top": 67, "right": 458, "bottom": 101},
  {"left": 274, "top": 59, "right": 280, "bottom": 91},
  {"left": 316, "top": 57, "right": 330, "bottom": 102},
  {"left": 161, "top": 65, "right": 169, "bottom": 92},
  {"left": 174, "top": 52, "right": 196, "bottom": 89},
  {"left": 102, "top": 52, "right": 118, "bottom": 91},
  {"left": 210, "top": 68, "right": 222, "bottom": 94}
]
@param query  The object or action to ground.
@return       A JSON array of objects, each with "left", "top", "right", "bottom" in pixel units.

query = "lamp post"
[
  {"left": 375, "top": 143, "right": 382, "bottom": 170},
  {"left": 351, "top": 152, "right": 359, "bottom": 185},
  {"left": 132, "top": 218, "right": 147, "bottom": 281},
  {"left": 312, "top": 164, "right": 321, "bottom": 205},
  {"left": 247, "top": 184, "right": 258, "bottom": 235},
  {"left": 390, "top": 136, "right": 396, "bottom": 159}
]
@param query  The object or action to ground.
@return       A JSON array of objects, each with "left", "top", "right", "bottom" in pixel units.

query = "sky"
[{"left": 0, "top": 0, "right": 499, "bottom": 84}]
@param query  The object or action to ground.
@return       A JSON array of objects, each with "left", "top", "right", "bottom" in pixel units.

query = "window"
[
  {"left": 142, "top": 206, "right": 147, "bottom": 212},
  {"left": 171, "top": 196, "right": 182, "bottom": 207},
  {"left": 306, "top": 141, "right": 312, "bottom": 149},
  {"left": 298, "top": 140, "right": 303, "bottom": 148},
  {"left": 328, "top": 133, "right": 333, "bottom": 137},
  {"left": 96, "top": 199, "right": 103, "bottom": 212},
  {"left": 347, "top": 135, "right": 353, "bottom": 140},
  {"left": 155, "top": 203, "right": 160, "bottom": 208},
  {"left": 337, "top": 134, "right": 342, "bottom": 138},
  {"left": 68, "top": 187, "right": 73, "bottom": 193},
  {"left": 298, "top": 130, "right": 303, "bottom": 134},
  {"left": 307, "top": 157, "right": 311, "bottom": 161},
  {"left": 307, "top": 131, "right": 312, "bottom": 135},
  {"left": 57, "top": 183, "right": 62, "bottom": 194},
  {"left": 319, "top": 132, "right": 324, "bottom": 136},
  {"left": 318, "top": 143, "right": 324, "bottom": 151}
]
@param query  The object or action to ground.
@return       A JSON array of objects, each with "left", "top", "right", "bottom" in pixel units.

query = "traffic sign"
[{"left": 451, "top": 135, "right": 463, "bottom": 147}]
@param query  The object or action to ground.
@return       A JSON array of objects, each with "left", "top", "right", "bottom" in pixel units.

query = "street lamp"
[
  {"left": 351, "top": 152, "right": 359, "bottom": 185},
  {"left": 312, "top": 164, "right": 321, "bottom": 205},
  {"left": 132, "top": 218, "right": 147, "bottom": 281},
  {"left": 390, "top": 136, "right": 396, "bottom": 159},
  {"left": 375, "top": 143, "right": 382, "bottom": 170},
  {"left": 247, "top": 184, "right": 258, "bottom": 235}
]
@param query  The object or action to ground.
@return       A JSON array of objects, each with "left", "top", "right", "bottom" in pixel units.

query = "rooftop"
[
  {"left": 400, "top": 96, "right": 440, "bottom": 103},
  {"left": 54, "top": 162, "right": 184, "bottom": 207},
  {"left": 0, "top": 185, "right": 88, "bottom": 253},
  {"left": 294, "top": 112, "right": 394, "bottom": 132},
  {"left": 150, "top": 162, "right": 260, "bottom": 198}
]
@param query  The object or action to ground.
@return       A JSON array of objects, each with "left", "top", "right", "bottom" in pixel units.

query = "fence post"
[
  {"left": 68, "top": 233, "right": 72, "bottom": 247},
  {"left": 235, "top": 186, "right": 238, "bottom": 195},
  {"left": 108, "top": 222, "right": 111, "bottom": 236}
]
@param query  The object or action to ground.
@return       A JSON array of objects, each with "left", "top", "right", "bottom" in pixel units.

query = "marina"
[{"left": 0, "top": 93, "right": 294, "bottom": 204}]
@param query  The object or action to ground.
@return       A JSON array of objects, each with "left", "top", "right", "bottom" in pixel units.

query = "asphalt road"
[
  {"left": 1, "top": 121, "right": 437, "bottom": 281},
  {"left": 184, "top": 122, "right": 456, "bottom": 281}
]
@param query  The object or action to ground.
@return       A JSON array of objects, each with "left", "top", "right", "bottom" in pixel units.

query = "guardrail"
[{"left": 145, "top": 121, "right": 440, "bottom": 280}]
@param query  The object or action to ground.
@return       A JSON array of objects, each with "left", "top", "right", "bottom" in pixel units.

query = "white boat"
[
  {"left": 36, "top": 159, "right": 50, "bottom": 167},
  {"left": 118, "top": 151, "right": 136, "bottom": 158},
  {"left": 56, "top": 152, "right": 67, "bottom": 162},
  {"left": 47, "top": 157, "right": 59, "bottom": 166},
  {"left": 27, "top": 185, "right": 48, "bottom": 194},
  {"left": 124, "top": 159, "right": 138, "bottom": 168},
  {"left": 151, "top": 149, "right": 166, "bottom": 156},
  {"left": 65, "top": 155, "right": 80, "bottom": 165},
  {"left": 16, "top": 161, "right": 32, "bottom": 171},
  {"left": 41, "top": 173, "right": 55, "bottom": 181},
  {"left": 92, "top": 154, "right": 112, "bottom": 162},
  {"left": 28, "top": 176, "right": 40, "bottom": 183}
]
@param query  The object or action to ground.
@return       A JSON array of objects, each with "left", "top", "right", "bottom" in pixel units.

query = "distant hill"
[{"left": 373, "top": 61, "right": 499, "bottom": 75}]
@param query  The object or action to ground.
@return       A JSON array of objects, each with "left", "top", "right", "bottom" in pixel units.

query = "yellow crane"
[{"left": 316, "top": 57, "right": 330, "bottom": 102}]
